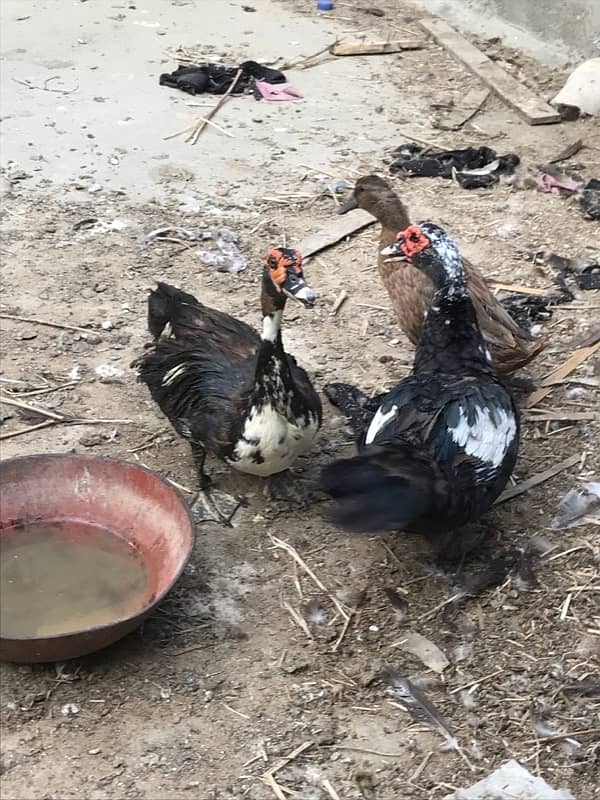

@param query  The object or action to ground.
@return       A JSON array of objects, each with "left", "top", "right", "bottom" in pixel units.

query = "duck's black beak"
[{"left": 336, "top": 195, "right": 358, "bottom": 215}]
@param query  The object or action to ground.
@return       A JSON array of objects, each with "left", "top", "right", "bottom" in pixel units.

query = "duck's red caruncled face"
[
  {"left": 397, "top": 225, "right": 431, "bottom": 260},
  {"left": 265, "top": 248, "right": 302, "bottom": 286}
]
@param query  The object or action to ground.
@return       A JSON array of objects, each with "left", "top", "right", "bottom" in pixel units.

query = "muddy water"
[{"left": 0, "top": 522, "right": 149, "bottom": 636}]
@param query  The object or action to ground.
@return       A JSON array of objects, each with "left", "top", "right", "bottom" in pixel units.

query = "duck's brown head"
[
  {"left": 338, "top": 175, "right": 409, "bottom": 230},
  {"left": 264, "top": 247, "right": 317, "bottom": 308}
]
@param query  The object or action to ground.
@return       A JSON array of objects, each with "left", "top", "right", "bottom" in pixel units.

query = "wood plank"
[
  {"left": 495, "top": 454, "right": 581, "bottom": 504},
  {"left": 296, "top": 210, "right": 375, "bottom": 259},
  {"left": 419, "top": 18, "right": 561, "bottom": 125},
  {"left": 526, "top": 341, "right": 600, "bottom": 407},
  {"left": 330, "top": 39, "right": 425, "bottom": 56}
]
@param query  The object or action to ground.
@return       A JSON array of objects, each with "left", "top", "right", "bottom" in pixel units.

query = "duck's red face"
[
  {"left": 396, "top": 225, "right": 432, "bottom": 259},
  {"left": 265, "top": 248, "right": 303, "bottom": 285},
  {"left": 265, "top": 247, "right": 316, "bottom": 307}
]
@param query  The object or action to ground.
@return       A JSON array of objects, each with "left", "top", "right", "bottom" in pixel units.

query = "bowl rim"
[{"left": 0, "top": 452, "right": 195, "bottom": 643}]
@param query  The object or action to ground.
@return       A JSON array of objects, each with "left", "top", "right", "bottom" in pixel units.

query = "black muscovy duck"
[
  {"left": 135, "top": 247, "right": 322, "bottom": 523},
  {"left": 321, "top": 222, "right": 519, "bottom": 542}
]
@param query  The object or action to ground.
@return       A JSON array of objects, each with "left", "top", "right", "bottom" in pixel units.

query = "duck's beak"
[
  {"left": 380, "top": 242, "right": 407, "bottom": 263},
  {"left": 336, "top": 195, "right": 358, "bottom": 215},
  {"left": 282, "top": 272, "right": 318, "bottom": 307},
  {"left": 284, "top": 285, "right": 317, "bottom": 307}
]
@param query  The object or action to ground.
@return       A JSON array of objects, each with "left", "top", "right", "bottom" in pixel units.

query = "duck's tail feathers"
[
  {"left": 320, "top": 445, "right": 437, "bottom": 534},
  {"left": 147, "top": 282, "right": 203, "bottom": 340}
]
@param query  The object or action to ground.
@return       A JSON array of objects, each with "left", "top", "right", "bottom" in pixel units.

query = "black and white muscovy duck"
[
  {"left": 135, "top": 247, "right": 322, "bottom": 523},
  {"left": 321, "top": 222, "right": 520, "bottom": 543}
]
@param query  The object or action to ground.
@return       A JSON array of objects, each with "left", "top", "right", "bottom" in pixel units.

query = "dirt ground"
[{"left": 1, "top": 1, "right": 599, "bottom": 799}]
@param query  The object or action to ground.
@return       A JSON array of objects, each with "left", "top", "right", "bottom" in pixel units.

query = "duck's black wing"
[
  {"left": 322, "top": 373, "right": 519, "bottom": 537},
  {"left": 284, "top": 353, "right": 323, "bottom": 427},
  {"left": 136, "top": 283, "right": 261, "bottom": 456},
  {"left": 148, "top": 281, "right": 260, "bottom": 358},
  {"left": 136, "top": 339, "right": 259, "bottom": 458}
]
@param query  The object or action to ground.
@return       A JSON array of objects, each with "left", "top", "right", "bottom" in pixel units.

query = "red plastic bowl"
[{"left": 0, "top": 453, "right": 194, "bottom": 663}]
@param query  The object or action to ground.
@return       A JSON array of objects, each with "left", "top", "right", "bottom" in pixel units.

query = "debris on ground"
[
  {"left": 142, "top": 226, "right": 208, "bottom": 245},
  {"left": 551, "top": 57, "right": 600, "bottom": 118},
  {"left": 537, "top": 171, "right": 585, "bottom": 196},
  {"left": 497, "top": 248, "right": 600, "bottom": 325},
  {"left": 159, "top": 60, "right": 286, "bottom": 96},
  {"left": 254, "top": 80, "right": 302, "bottom": 101},
  {"left": 442, "top": 759, "right": 575, "bottom": 800},
  {"left": 579, "top": 177, "right": 600, "bottom": 220},
  {"left": 196, "top": 228, "right": 247, "bottom": 273},
  {"left": 552, "top": 482, "right": 600, "bottom": 528},
  {"left": 389, "top": 143, "right": 519, "bottom": 188},
  {"left": 329, "top": 38, "right": 424, "bottom": 56}
]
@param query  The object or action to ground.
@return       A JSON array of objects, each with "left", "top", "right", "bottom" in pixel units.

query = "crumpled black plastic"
[
  {"left": 579, "top": 178, "right": 600, "bottom": 221},
  {"left": 389, "top": 143, "right": 520, "bottom": 189},
  {"left": 159, "top": 60, "right": 286, "bottom": 96}
]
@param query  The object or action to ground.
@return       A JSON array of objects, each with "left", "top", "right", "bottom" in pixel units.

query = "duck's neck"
[
  {"left": 252, "top": 283, "right": 295, "bottom": 406},
  {"left": 413, "top": 278, "right": 495, "bottom": 376},
  {"left": 366, "top": 193, "right": 409, "bottom": 233}
]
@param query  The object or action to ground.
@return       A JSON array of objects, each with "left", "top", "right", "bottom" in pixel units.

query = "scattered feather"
[
  {"left": 383, "top": 587, "right": 409, "bottom": 619},
  {"left": 461, "top": 548, "right": 521, "bottom": 595},
  {"left": 382, "top": 668, "right": 458, "bottom": 749},
  {"left": 552, "top": 482, "right": 600, "bottom": 528},
  {"left": 393, "top": 631, "right": 450, "bottom": 674}
]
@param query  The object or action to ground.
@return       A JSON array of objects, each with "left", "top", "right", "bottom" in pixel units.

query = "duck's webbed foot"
[
  {"left": 190, "top": 446, "right": 246, "bottom": 527},
  {"left": 264, "top": 469, "right": 320, "bottom": 508}
]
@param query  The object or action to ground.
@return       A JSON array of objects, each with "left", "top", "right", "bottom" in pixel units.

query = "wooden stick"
[
  {"left": 330, "top": 290, "right": 348, "bottom": 316},
  {"left": 395, "top": 129, "right": 450, "bottom": 151},
  {"left": 0, "top": 394, "right": 68, "bottom": 421},
  {"left": 495, "top": 454, "right": 580, "bottom": 504},
  {"left": 0, "top": 420, "right": 57, "bottom": 440},
  {"left": 490, "top": 282, "right": 549, "bottom": 296},
  {"left": 264, "top": 741, "right": 314, "bottom": 778},
  {"left": 527, "top": 341, "right": 600, "bottom": 407},
  {"left": 186, "top": 68, "right": 243, "bottom": 145},
  {"left": 193, "top": 116, "right": 234, "bottom": 137},
  {"left": 330, "top": 39, "right": 425, "bottom": 55},
  {"left": 419, "top": 18, "right": 560, "bottom": 125},
  {"left": 0, "top": 313, "right": 92, "bottom": 334},
  {"left": 5, "top": 382, "right": 78, "bottom": 398}
]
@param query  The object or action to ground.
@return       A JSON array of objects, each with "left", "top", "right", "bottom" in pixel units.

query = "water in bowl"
[{"left": 0, "top": 521, "right": 150, "bottom": 637}]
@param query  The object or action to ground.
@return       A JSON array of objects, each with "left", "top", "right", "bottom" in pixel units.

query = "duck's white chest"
[{"left": 229, "top": 404, "right": 319, "bottom": 476}]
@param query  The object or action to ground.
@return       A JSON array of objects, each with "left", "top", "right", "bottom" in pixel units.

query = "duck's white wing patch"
[
  {"left": 449, "top": 406, "right": 516, "bottom": 467},
  {"left": 365, "top": 404, "right": 398, "bottom": 446},
  {"left": 162, "top": 364, "right": 187, "bottom": 386}
]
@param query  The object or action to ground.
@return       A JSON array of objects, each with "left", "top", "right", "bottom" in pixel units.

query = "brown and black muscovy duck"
[
  {"left": 135, "top": 247, "right": 322, "bottom": 523},
  {"left": 340, "top": 174, "right": 545, "bottom": 374},
  {"left": 321, "top": 222, "right": 520, "bottom": 544}
]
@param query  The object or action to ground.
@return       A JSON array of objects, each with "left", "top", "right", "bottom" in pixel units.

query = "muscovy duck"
[
  {"left": 339, "top": 174, "right": 545, "bottom": 374},
  {"left": 135, "top": 247, "right": 322, "bottom": 522},
  {"left": 321, "top": 222, "right": 520, "bottom": 540}
]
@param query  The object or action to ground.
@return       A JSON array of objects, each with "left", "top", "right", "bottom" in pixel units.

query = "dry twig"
[{"left": 0, "top": 312, "right": 93, "bottom": 334}]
